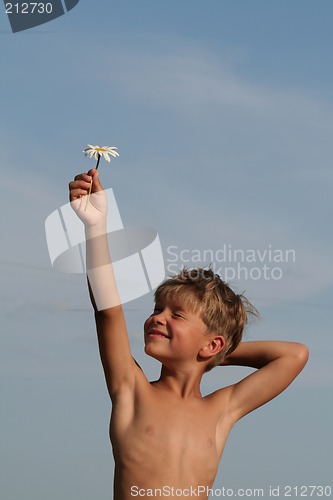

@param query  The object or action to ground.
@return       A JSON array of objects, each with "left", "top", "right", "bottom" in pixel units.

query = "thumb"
[{"left": 88, "top": 168, "right": 104, "bottom": 192}]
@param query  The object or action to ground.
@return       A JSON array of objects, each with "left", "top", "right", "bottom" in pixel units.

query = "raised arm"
[
  {"left": 220, "top": 341, "right": 309, "bottom": 422},
  {"left": 69, "top": 169, "right": 144, "bottom": 399}
]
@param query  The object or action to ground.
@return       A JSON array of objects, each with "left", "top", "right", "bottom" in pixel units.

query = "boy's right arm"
[{"left": 69, "top": 170, "right": 147, "bottom": 400}]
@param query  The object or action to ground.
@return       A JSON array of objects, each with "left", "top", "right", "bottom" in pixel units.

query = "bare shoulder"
[
  {"left": 204, "top": 385, "right": 236, "bottom": 423},
  {"left": 205, "top": 385, "right": 234, "bottom": 404}
]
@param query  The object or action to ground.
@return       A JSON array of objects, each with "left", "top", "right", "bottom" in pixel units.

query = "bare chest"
[{"left": 110, "top": 393, "right": 231, "bottom": 477}]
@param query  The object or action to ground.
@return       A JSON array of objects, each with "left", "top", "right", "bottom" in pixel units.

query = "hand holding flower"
[
  {"left": 83, "top": 144, "right": 119, "bottom": 211},
  {"left": 69, "top": 169, "right": 107, "bottom": 229}
]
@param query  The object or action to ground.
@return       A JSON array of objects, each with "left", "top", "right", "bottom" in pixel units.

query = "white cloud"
[
  {"left": 103, "top": 42, "right": 333, "bottom": 125},
  {"left": 108, "top": 48, "right": 266, "bottom": 111}
]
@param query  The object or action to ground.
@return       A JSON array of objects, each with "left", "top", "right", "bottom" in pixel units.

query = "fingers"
[
  {"left": 69, "top": 175, "right": 92, "bottom": 202},
  {"left": 69, "top": 169, "right": 104, "bottom": 202},
  {"left": 74, "top": 172, "right": 92, "bottom": 182},
  {"left": 88, "top": 169, "right": 104, "bottom": 192}
]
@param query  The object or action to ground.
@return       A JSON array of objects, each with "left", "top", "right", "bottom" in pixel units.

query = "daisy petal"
[{"left": 107, "top": 149, "right": 119, "bottom": 157}]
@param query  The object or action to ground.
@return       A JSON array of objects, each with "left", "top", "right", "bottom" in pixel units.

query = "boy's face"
[{"left": 144, "top": 298, "right": 212, "bottom": 367}]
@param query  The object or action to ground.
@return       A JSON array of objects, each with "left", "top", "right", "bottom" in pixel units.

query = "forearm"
[
  {"left": 221, "top": 341, "right": 309, "bottom": 369},
  {"left": 85, "top": 224, "right": 121, "bottom": 311},
  {"left": 85, "top": 222, "right": 109, "bottom": 270}
]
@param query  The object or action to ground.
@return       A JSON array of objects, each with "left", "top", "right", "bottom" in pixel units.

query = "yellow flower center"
[{"left": 95, "top": 147, "right": 106, "bottom": 152}]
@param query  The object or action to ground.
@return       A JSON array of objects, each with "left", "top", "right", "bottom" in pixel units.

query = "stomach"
[{"left": 111, "top": 428, "right": 220, "bottom": 499}]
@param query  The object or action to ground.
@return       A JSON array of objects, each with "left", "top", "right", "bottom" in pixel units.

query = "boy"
[{"left": 69, "top": 169, "right": 308, "bottom": 500}]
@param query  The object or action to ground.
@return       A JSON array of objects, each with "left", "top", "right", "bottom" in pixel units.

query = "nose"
[{"left": 152, "top": 310, "right": 167, "bottom": 325}]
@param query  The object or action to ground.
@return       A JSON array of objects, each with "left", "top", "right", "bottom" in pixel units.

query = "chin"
[
  {"left": 144, "top": 343, "right": 157, "bottom": 357},
  {"left": 144, "top": 344, "right": 166, "bottom": 363}
]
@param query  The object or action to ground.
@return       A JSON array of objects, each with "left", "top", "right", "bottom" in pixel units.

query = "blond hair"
[{"left": 154, "top": 268, "right": 258, "bottom": 371}]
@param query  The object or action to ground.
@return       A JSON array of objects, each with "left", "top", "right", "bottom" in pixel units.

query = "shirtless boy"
[{"left": 69, "top": 168, "right": 309, "bottom": 500}]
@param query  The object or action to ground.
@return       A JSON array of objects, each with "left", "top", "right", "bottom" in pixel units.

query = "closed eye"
[{"left": 172, "top": 312, "right": 184, "bottom": 319}]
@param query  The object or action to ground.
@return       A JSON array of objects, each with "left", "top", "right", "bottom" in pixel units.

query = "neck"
[{"left": 153, "top": 364, "right": 205, "bottom": 399}]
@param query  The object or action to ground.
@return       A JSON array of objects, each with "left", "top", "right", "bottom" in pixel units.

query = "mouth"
[{"left": 147, "top": 328, "right": 170, "bottom": 339}]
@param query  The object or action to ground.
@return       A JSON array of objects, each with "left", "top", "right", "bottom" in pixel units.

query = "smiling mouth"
[{"left": 148, "top": 329, "right": 170, "bottom": 339}]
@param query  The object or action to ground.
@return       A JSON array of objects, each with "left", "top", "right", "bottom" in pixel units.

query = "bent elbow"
[{"left": 294, "top": 343, "right": 309, "bottom": 368}]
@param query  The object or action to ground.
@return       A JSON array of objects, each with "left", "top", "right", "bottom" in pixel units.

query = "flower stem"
[{"left": 85, "top": 155, "right": 101, "bottom": 211}]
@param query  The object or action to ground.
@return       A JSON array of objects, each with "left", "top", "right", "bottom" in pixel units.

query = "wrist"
[{"left": 85, "top": 221, "right": 107, "bottom": 239}]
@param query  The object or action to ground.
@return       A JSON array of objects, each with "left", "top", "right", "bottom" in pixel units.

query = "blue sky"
[{"left": 1, "top": 1, "right": 332, "bottom": 499}]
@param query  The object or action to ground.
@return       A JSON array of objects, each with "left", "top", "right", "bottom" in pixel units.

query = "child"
[{"left": 69, "top": 169, "right": 308, "bottom": 500}]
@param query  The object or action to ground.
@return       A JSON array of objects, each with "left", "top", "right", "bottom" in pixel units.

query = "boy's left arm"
[{"left": 219, "top": 341, "right": 309, "bottom": 422}]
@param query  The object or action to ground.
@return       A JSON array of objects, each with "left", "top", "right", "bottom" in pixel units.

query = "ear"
[{"left": 199, "top": 335, "right": 225, "bottom": 359}]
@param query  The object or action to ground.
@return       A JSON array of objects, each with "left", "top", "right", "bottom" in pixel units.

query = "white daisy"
[
  {"left": 83, "top": 144, "right": 119, "bottom": 163},
  {"left": 82, "top": 143, "right": 119, "bottom": 211}
]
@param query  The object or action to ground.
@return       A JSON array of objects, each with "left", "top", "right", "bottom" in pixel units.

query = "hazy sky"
[{"left": 1, "top": 1, "right": 332, "bottom": 499}]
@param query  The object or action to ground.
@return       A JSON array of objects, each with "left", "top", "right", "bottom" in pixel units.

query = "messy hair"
[{"left": 154, "top": 267, "right": 258, "bottom": 372}]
